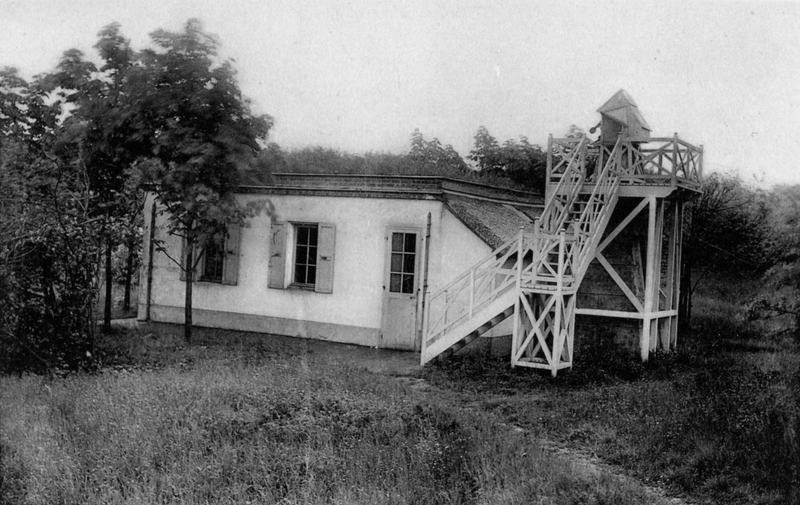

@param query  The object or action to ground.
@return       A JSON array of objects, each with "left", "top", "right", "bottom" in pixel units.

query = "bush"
[{"left": 1, "top": 226, "right": 97, "bottom": 375}]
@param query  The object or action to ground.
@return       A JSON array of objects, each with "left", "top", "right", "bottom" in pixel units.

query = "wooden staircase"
[{"left": 421, "top": 136, "right": 623, "bottom": 376}]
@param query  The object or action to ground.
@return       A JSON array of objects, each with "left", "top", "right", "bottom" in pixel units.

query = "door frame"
[{"left": 380, "top": 226, "right": 423, "bottom": 350}]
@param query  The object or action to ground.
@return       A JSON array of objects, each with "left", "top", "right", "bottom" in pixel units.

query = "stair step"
[{"left": 435, "top": 305, "right": 515, "bottom": 362}]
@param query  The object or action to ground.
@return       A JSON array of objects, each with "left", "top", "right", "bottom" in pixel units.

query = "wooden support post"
[
  {"left": 641, "top": 196, "right": 657, "bottom": 362},
  {"left": 671, "top": 200, "right": 684, "bottom": 350},
  {"left": 672, "top": 133, "right": 679, "bottom": 186},
  {"left": 551, "top": 231, "right": 567, "bottom": 376},
  {"left": 511, "top": 227, "right": 524, "bottom": 368},
  {"left": 649, "top": 199, "right": 665, "bottom": 353},
  {"left": 661, "top": 200, "right": 679, "bottom": 352},
  {"left": 699, "top": 145, "right": 704, "bottom": 182}
]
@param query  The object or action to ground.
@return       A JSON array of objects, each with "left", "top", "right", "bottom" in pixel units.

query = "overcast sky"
[{"left": 2, "top": 0, "right": 799, "bottom": 186}]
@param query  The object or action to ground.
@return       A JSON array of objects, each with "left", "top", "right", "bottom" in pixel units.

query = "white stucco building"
[{"left": 138, "top": 173, "right": 542, "bottom": 351}]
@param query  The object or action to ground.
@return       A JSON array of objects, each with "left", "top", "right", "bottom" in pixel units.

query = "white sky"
[{"left": 2, "top": 0, "right": 799, "bottom": 186}]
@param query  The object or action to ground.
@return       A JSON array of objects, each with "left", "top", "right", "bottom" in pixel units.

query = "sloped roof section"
[
  {"left": 598, "top": 89, "right": 651, "bottom": 132},
  {"left": 444, "top": 194, "right": 541, "bottom": 249},
  {"left": 598, "top": 89, "right": 639, "bottom": 113}
]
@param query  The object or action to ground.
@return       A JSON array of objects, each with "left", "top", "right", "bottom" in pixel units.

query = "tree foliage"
[
  {"left": 408, "top": 129, "right": 468, "bottom": 174},
  {"left": 131, "top": 19, "right": 273, "bottom": 343},
  {"left": 679, "top": 172, "right": 770, "bottom": 328},
  {"left": 1, "top": 68, "right": 100, "bottom": 373},
  {"left": 747, "top": 184, "right": 800, "bottom": 337},
  {"left": 468, "top": 126, "right": 546, "bottom": 193},
  {"left": 1, "top": 19, "right": 273, "bottom": 369}
]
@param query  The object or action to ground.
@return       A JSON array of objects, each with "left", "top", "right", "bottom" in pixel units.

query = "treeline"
[
  {"left": 244, "top": 126, "right": 547, "bottom": 193},
  {"left": 683, "top": 172, "right": 800, "bottom": 338}
]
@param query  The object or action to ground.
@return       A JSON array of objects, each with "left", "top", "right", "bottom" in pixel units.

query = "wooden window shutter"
[
  {"left": 222, "top": 222, "right": 241, "bottom": 285},
  {"left": 315, "top": 223, "right": 335, "bottom": 294},
  {"left": 268, "top": 221, "right": 287, "bottom": 289}
]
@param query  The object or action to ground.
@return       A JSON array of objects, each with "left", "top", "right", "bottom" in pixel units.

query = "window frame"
[
  {"left": 199, "top": 237, "right": 226, "bottom": 283},
  {"left": 268, "top": 221, "right": 335, "bottom": 294},
  {"left": 180, "top": 223, "right": 241, "bottom": 286},
  {"left": 290, "top": 222, "right": 319, "bottom": 290}
]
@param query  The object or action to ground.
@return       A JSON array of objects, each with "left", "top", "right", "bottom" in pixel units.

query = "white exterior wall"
[{"left": 139, "top": 191, "right": 494, "bottom": 348}]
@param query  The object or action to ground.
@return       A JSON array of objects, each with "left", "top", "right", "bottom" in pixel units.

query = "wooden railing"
[
  {"left": 571, "top": 138, "right": 623, "bottom": 277},
  {"left": 550, "top": 134, "right": 702, "bottom": 190},
  {"left": 422, "top": 235, "right": 520, "bottom": 349},
  {"left": 421, "top": 135, "right": 624, "bottom": 361},
  {"left": 540, "top": 136, "right": 589, "bottom": 233}
]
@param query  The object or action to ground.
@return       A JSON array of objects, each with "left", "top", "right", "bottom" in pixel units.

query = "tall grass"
[
  {"left": 425, "top": 272, "right": 800, "bottom": 504},
  {"left": 1, "top": 331, "right": 669, "bottom": 505}
]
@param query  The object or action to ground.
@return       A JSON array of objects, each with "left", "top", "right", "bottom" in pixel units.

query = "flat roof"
[{"left": 237, "top": 173, "right": 544, "bottom": 208}]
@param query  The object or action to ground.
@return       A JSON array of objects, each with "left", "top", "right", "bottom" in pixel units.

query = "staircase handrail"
[
  {"left": 423, "top": 233, "right": 524, "bottom": 350},
  {"left": 540, "top": 136, "right": 589, "bottom": 233},
  {"left": 571, "top": 136, "right": 622, "bottom": 276}
]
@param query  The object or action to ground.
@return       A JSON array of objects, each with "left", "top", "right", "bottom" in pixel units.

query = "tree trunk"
[
  {"left": 123, "top": 235, "right": 135, "bottom": 311},
  {"left": 184, "top": 235, "right": 193, "bottom": 345},
  {"left": 103, "top": 241, "right": 112, "bottom": 331}
]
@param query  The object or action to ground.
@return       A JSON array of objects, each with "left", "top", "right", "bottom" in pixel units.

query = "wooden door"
[{"left": 381, "top": 228, "right": 421, "bottom": 350}]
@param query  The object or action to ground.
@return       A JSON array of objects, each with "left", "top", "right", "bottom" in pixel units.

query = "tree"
[
  {"left": 680, "top": 172, "right": 769, "bottom": 329},
  {"left": 498, "top": 136, "right": 547, "bottom": 193},
  {"left": 131, "top": 19, "right": 273, "bottom": 343},
  {"left": 747, "top": 184, "right": 800, "bottom": 338},
  {"left": 467, "top": 126, "right": 547, "bottom": 193},
  {"left": 468, "top": 126, "right": 503, "bottom": 173},
  {"left": 1, "top": 68, "right": 101, "bottom": 373},
  {"left": 408, "top": 129, "right": 468, "bottom": 174}
]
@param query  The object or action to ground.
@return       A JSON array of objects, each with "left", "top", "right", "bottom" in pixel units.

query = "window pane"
[
  {"left": 296, "top": 244, "right": 307, "bottom": 263},
  {"left": 390, "top": 273, "right": 401, "bottom": 292},
  {"left": 307, "top": 266, "right": 316, "bottom": 285},
  {"left": 298, "top": 226, "right": 309, "bottom": 244},
  {"left": 404, "top": 233, "right": 416, "bottom": 253},
  {"left": 403, "top": 253, "right": 415, "bottom": 273},
  {"left": 402, "top": 274, "right": 415, "bottom": 293},
  {"left": 391, "top": 253, "right": 402, "bottom": 273},
  {"left": 309, "top": 226, "right": 318, "bottom": 244},
  {"left": 391, "top": 233, "right": 403, "bottom": 253},
  {"left": 294, "top": 265, "right": 306, "bottom": 284},
  {"left": 307, "top": 246, "right": 317, "bottom": 265}
]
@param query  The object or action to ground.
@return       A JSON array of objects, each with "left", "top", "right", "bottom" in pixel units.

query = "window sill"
[{"left": 288, "top": 284, "right": 316, "bottom": 292}]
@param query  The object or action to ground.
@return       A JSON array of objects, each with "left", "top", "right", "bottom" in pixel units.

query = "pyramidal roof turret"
[{"left": 597, "top": 89, "right": 651, "bottom": 143}]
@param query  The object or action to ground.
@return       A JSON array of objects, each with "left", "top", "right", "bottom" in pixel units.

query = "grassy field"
[
  {"left": 2, "top": 273, "right": 799, "bottom": 504},
  {"left": 425, "top": 273, "right": 800, "bottom": 505},
  {"left": 2, "top": 327, "right": 671, "bottom": 505}
]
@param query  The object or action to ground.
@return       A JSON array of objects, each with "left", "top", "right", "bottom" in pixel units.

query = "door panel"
[{"left": 381, "top": 229, "right": 421, "bottom": 349}]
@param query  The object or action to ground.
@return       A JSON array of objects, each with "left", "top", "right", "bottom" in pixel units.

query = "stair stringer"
[{"left": 420, "top": 286, "right": 517, "bottom": 365}]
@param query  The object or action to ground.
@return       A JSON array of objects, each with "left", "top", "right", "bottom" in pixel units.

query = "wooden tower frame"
[{"left": 420, "top": 91, "right": 702, "bottom": 375}]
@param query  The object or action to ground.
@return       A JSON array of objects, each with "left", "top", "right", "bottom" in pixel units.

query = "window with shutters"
[
  {"left": 180, "top": 223, "right": 241, "bottom": 286},
  {"left": 269, "top": 221, "right": 335, "bottom": 293}
]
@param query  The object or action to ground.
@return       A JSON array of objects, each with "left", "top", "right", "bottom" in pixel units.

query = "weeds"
[
  {"left": 424, "top": 293, "right": 800, "bottom": 504},
  {"left": 0, "top": 331, "right": 669, "bottom": 505}
]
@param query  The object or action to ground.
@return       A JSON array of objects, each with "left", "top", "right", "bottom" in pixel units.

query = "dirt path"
[{"left": 311, "top": 345, "right": 693, "bottom": 505}]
